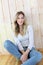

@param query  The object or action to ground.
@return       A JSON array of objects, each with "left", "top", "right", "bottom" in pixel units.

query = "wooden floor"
[
  {"left": 0, "top": 54, "right": 22, "bottom": 65},
  {"left": 0, "top": 48, "right": 43, "bottom": 65}
]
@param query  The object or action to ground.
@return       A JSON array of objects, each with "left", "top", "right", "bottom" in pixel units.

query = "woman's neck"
[
  {"left": 19, "top": 25, "right": 23, "bottom": 31},
  {"left": 19, "top": 25, "right": 23, "bottom": 34}
]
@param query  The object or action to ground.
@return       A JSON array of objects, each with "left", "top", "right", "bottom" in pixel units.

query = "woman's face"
[{"left": 17, "top": 14, "right": 25, "bottom": 26}]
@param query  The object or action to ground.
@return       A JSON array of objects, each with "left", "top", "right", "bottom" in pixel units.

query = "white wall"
[{"left": 0, "top": 0, "right": 43, "bottom": 54}]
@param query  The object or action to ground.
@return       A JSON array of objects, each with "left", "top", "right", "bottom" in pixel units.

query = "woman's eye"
[
  {"left": 18, "top": 18, "right": 20, "bottom": 19},
  {"left": 18, "top": 17, "right": 24, "bottom": 19},
  {"left": 21, "top": 17, "right": 24, "bottom": 19}
]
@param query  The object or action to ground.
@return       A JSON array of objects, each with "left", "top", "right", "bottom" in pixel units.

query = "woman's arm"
[
  {"left": 11, "top": 31, "right": 25, "bottom": 54},
  {"left": 20, "top": 50, "right": 25, "bottom": 54},
  {"left": 20, "top": 25, "right": 34, "bottom": 63},
  {"left": 22, "top": 25, "right": 34, "bottom": 55},
  {"left": 28, "top": 25, "right": 34, "bottom": 50}
]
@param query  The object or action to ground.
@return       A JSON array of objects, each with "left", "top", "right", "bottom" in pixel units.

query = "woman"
[{"left": 4, "top": 11, "right": 42, "bottom": 65}]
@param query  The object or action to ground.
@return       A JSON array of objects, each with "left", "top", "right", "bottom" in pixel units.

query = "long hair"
[{"left": 13, "top": 11, "right": 27, "bottom": 36}]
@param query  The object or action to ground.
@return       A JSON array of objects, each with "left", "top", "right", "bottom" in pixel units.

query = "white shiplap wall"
[{"left": 0, "top": 0, "right": 43, "bottom": 54}]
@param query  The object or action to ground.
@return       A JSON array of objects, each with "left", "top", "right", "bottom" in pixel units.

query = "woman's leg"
[
  {"left": 4, "top": 40, "right": 22, "bottom": 59},
  {"left": 21, "top": 48, "right": 42, "bottom": 65}
]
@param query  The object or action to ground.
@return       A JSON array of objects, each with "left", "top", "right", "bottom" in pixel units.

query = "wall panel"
[{"left": 0, "top": 0, "right": 43, "bottom": 54}]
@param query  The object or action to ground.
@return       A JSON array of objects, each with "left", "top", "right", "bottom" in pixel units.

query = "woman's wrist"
[
  {"left": 20, "top": 48, "right": 30, "bottom": 55},
  {"left": 20, "top": 50, "right": 25, "bottom": 54},
  {"left": 25, "top": 48, "right": 30, "bottom": 54}
]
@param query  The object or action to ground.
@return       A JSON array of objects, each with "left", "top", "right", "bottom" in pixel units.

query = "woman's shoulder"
[
  {"left": 26, "top": 25, "right": 33, "bottom": 34},
  {"left": 27, "top": 25, "right": 33, "bottom": 30}
]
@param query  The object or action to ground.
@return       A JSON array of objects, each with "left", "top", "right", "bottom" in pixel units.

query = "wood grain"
[{"left": 0, "top": 48, "right": 43, "bottom": 65}]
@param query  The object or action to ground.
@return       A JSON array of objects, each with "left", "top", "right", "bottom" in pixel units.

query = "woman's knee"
[
  {"left": 35, "top": 51, "right": 42, "bottom": 62},
  {"left": 4, "top": 40, "right": 12, "bottom": 48},
  {"left": 4, "top": 40, "right": 17, "bottom": 49}
]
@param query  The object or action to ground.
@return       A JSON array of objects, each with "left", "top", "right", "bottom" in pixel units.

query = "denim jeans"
[{"left": 4, "top": 40, "right": 42, "bottom": 65}]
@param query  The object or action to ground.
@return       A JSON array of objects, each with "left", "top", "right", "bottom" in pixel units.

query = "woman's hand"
[
  {"left": 20, "top": 48, "right": 30, "bottom": 63},
  {"left": 20, "top": 52, "right": 28, "bottom": 63}
]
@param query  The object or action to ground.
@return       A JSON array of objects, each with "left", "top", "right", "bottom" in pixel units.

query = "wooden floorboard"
[{"left": 0, "top": 48, "right": 43, "bottom": 65}]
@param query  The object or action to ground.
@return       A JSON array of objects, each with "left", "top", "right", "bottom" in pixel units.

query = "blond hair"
[{"left": 13, "top": 11, "right": 27, "bottom": 36}]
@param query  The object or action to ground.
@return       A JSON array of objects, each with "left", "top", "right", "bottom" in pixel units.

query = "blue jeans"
[{"left": 4, "top": 40, "right": 42, "bottom": 65}]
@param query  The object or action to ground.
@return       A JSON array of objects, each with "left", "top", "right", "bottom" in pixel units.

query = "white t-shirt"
[{"left": 12, "top": 25, "right": 35, "bottom": 51}]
